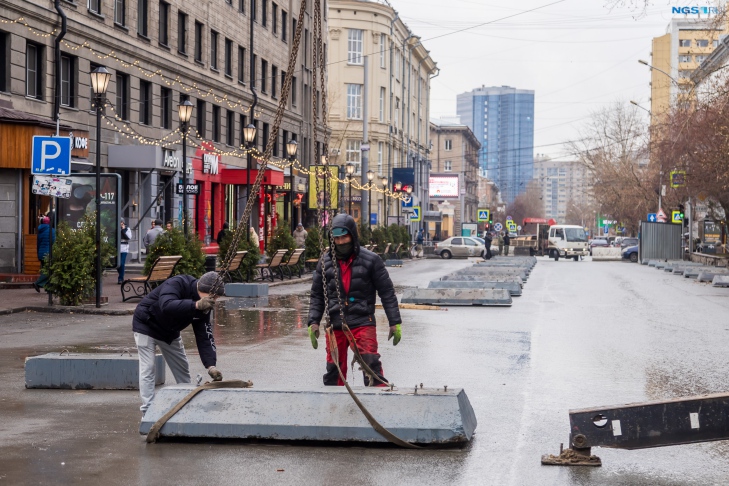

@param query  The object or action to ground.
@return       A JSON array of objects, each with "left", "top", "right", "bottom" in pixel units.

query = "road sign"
[
  {"left": 176, "top": 183, "right": 200, "bottom": 195},
  {"left": 656, "top": 208, "right": 668, "bottom": 223},
  {"left": 517, "top": 225, "right": 522, "bottom": 231},
  {"left": 601, "top": 219, "right": 616, "bottom": 226},
  {"left": 670, "top": 170, "right": 686, "bottom": 188},
  {"left": 671, "top": 210, "right": 684, "bottom": 224},
  {"left": 494, "top": 223, "right": 503, "bottom": 232},
  {"left": 409, "top": 206, "right": 421, "bottom": 222},
  {"left": 31, "top": 175, "right": 72, "bottom": 199},
  {"left": 604, "top": 225, "right": 609, "bottom": 235},
  {"left": 647, "top": 213, "right": 657, "bottom": 222},
  {"left": 477, "top": 209, "right": 490, "bottom": 222},
  {"left": 370, "top": 213, "right": 377, "bottom": 225},
  {"left": 32, "top": 136, "right": 71, "bottom": 175},
  {"left": 360, "top": 144, "right": 370, "bottom": 151},
  {"left": 401, "top": 196, "right": 413, "bottom": 208},
  {"left": 506, "top": 215, "right": 513, "bottom": 221}
]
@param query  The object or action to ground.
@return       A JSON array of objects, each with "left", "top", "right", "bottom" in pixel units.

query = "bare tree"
[{"left": 506, "top": 180, "right": 544, "bottom": 226}]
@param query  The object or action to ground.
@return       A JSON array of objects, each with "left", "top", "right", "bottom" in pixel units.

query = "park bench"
[
  {"left": 282, "top": 248, "right": 305, "bottom": 278},
  {"left": 256, "top": 249, "right": 289, "bottom": 281},
  {"left": 377, "top": 243, "right": 391, "bottom": 261},
  {"left": 216, "top": 251, "right": 249, "bottom": 282},
  {"left": 121, "top": 255, "right": 182, "bottom": 302}
]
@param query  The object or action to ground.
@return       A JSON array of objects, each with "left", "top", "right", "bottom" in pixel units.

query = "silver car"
[{"left": 435, "top": 237, "right": 485, "bottom": 259}]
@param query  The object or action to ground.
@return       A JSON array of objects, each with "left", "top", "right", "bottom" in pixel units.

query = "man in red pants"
[{"left": 308, "top": 214, "right": 402, "bottom": 386}]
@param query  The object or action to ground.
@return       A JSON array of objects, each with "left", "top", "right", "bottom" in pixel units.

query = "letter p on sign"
[{"left": 32, "top": 136, "right": 72, "bottom": 175}]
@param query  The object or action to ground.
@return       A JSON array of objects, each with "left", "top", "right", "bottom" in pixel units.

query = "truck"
[
  {"left": 546, "top": 224, "right": 589, "bottom": 261},
  {"left": 515, "top": 218, "right": 556, "bottom": 256}
]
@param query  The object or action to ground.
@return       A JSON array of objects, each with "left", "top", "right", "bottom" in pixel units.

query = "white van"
[{"left": 547, "top": 225, "right": 589, "bottom": 261}]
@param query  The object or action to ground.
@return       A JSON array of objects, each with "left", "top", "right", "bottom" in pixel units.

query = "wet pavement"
[{"left": 2, "top": 257, "right": 729, "bottom": 484}]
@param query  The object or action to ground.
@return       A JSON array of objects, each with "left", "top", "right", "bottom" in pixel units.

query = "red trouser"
[{"left": 324, "top": 325, "right": 387, "bottom": 386}]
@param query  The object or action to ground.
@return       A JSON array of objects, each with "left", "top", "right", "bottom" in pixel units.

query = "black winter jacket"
[
  {"left": 308, "top": 215, "right": 401, "bottom": 330},
  {"left": 132, "top": 275, "right": 217, "bottom": 368}
]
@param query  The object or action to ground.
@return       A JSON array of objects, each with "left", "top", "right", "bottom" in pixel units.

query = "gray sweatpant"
[{"left": 134, "top": 332, "right": 191, "bottom": 413}]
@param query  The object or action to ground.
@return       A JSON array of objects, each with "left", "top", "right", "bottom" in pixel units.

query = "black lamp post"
[
  {"left": 345, "top": 163, "right": 355, "bottom": 215},
  {"left": 381, "top": 176, "right": 388, "bottom": 226},
  {"left": 395, "top": 181, "right": 402, "bottom": 226},
  {"left": 405, "top": 184, "right": 413, "bottom": 228},
  {"left": 366, "top": 170, "right": 375, "bottom": 229},
  {"left": 90, "top": 66, "right": 111, "bottom": 309},
  {"left": 178, "top": 100, "right": 194, "bottom": 237},
  {"left": 242, "top": 123, "right": 257, "bottom": 234},
  {"left": 286, "top": 139, "right": 298, "bottom": 226}
]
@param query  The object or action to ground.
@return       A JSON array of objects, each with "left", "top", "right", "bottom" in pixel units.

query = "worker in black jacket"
[
  {"left": 132, "top": 272, "right": 225, "bottom": 413},
  {"left": 308, "top": 214, "right": 402, "bottom": 386}
]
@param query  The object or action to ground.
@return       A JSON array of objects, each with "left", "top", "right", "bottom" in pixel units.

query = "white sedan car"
[{"left": 435, "top": 237, "right": 486, "bottom": 259}]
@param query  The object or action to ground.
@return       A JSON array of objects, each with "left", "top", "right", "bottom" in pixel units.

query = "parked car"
[
  {"left": 435, "top": 237, "right": 485, "bottom": 259},
  {"left": 620, "top": 237, "right": 639, "bottom": 249},
  {"left": 622, "top": 244, "right": 639, "bottom": 263},
  {"left": 589, "top": 238, "right": 609, "bottom": 256}
]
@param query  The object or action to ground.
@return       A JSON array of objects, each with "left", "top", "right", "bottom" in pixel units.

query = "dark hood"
[{"left": 331, "top": 213, "right": 360, "bottom": 255}]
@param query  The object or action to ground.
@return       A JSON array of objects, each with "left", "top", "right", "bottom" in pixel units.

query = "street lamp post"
[
  {"left": 366, "top": 170, "right": 375, "bottom": 229},
  {"left": 321, "top": 156, "right": 329, "bottom": 224},
  {"left": 405, "top": 185, "right": 413, "bottom": 229},
  {"left": 394, "top": 181, "right": 402, "bottom": 226},
  {"left": 242, "top": 124, "right": 257, "bottom": 235},
  {"left": 381, "top": 176, "right": 388, "bottom": 226},
  {"left": 178, "top": 100, "right": 194, "bottom": 237},
  {"left": 90, "top": 66, "right": 111, "bottom": 309},
  {"left": 346, "top": 163, "right": 355, "bottom": 215},
  {"left": 286, "top": 139, "right": 298, "bottom": 226}
]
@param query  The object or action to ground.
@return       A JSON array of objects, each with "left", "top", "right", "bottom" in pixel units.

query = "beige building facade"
[
  {"left": 533, "top": 155, "right": 593, "bottom": 224},
  {"left": 429, "top": 119, "right": 480, "bottom": 239},
  {"left": 327, "top": 0, "right": 437, "bottom": 226}
]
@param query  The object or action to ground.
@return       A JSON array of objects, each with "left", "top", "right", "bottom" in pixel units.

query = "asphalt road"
[{"left": 2, "top": 257, "right": 729, "bottom": 485}]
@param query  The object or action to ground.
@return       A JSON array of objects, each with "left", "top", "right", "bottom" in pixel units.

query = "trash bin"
[{"left": 204, "top": 255, "right": 217, "bottom": 273}]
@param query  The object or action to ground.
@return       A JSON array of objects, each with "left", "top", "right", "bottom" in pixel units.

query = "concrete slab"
[
  {"left": 225, "top": 283, "right": 269, "bottom": 297},
  {"left": 427, "top": 280, "right": 522, "bottom": 296},
  {"left": 648, "top": 260, "right": 658, "bottom": 267},
  {"left": 592, "top": 247, "right": 622, "bottom": 261},
  {"left": 712, "top": 275, "right": 729, "bottom": 288},
  {"left": 140, "top": 384, "right": 477, "bottom": 445},
  {"left": 385, "top": 259, "right": 404, "bottom": 267},
  {"left": 401, "top": 288, "right": 512, "bottom": 306},
  {"left": 683, "top": 267, "right": 715, "bottom": 278},
  {"left": 698, "top": 271, "right": 729, "bottom": 283},
  {"left": 453, "top": 267, "right": 528, "bottom": 281},
  {"left": 474, "top": 263, "right": 532, "bottom": 275},
  {"left": 25, "top": 352, "right": 165, "bottom": 389},
  {"left": 440, "top": 274, "right": 524, "bottom": 287}
]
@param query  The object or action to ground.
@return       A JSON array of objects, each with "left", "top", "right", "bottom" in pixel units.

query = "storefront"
[{"left": 0, "top": 107, "right": 89, "bottom": 274}]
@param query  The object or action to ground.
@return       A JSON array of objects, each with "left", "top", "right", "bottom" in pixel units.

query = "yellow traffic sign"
[
  {"left": 671, "top": 210, "right": 683, "bottom": 224},
  {"left": 477, "top": 209, "right": 490, "bottom": 222}
]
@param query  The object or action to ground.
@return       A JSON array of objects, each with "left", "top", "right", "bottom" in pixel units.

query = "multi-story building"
[
  {"left": 456, "top": 85, "right": 534, "bottom": 205},
  {"left": 0, "top": 0, "right": 325, "bottom": 273},
  {"left": 649, "top": 18, "right": 724, "bottom": 115},
  {"left": 533, "top": 155, "right": 592, "bottom": 224},
  {"left": 429, "top": 119, "right": 480, "bottom": 239},
  {"left": 327, "top": 0, "right": 437, "bottom": 227}
]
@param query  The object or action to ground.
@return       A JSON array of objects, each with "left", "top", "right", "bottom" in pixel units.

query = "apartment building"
[
  {"left": 327, "top": 0, "right": 437, "bottom": 226},
  {"left": 0, "top": 0, "right": 324, "bottom": 272},
  {"left": 533, "top": 155, "right": 592, "bottom": 224}
]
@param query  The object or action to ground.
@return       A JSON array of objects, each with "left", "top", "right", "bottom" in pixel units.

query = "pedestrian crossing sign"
[
  {"left": 409, "top": 206, "right": 422, "bottom": 222},
  {"left": 477, "top": 209, "right": 490, "bottom": 222}
]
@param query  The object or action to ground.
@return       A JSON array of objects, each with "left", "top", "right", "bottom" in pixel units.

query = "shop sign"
[
  {"left": 176, "top": 183, "right": 200, "bottom": 195},
  {"left": 203, "top": 153, "right": 220, "bottom": 175},
  {"left": 163, "top": 150, "right": 181, "bottom": 170}
]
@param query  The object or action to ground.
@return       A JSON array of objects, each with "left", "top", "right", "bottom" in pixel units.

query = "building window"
[
  {"left": 138, "top": 0, "right": 148, "bottom": 37},
  {"left": 281, "top": 10, "right": 287, "bottom": 41},
  {"left": 695, "top": 54, "right": 707, "bottom": 64},
  {"left": 139, "top": 80, "right": 152, "bottom": 125},
  {"left": 713, "top": 39, "right": 719, "bottom": 48},
  {"left": 380, "top": 33, "right": 386, "bottom": 68},
  {"left": 347, "top": 29, "right": 363, "bottom": 65},
  {"left": 159, "top": 2, "right": 169, "bottom": 45},
  {"left": 0, "top": 33, "right": 9, "bottom": 92},
  {"left": 212, "top": 105, "right": 221, "bottom": 142},
  {"left": 26, "top": 43, "right": 43, "bottom": 99},
  {"left": 394, "top": 45, "right": 399, "bottom": 79},
  {"left": 678, "top": 54, "right": 691, "bottom": 63},
  {"left": 678, "top": 70, "right": 693, "bottom": 79},
  {"left": 444, "top": 160, "right": 452, "bottom": 172},
  {"left": 262, "top": 0, "right": 267, "bottom": 27},
  {"left": 226, "top": 110, "right": 235, "bottom": 145},
  {"left": 379, "top": 87, "right": 385, "bottom": 122},
  {"left": 271, "top": 65, "right": 278, "bottom": 98},
  {"left": 210, "top": 30, "right": 218, "bottom": 70},
  {"left": 224, "top": 38, "right": 233, "bottom": 77},
  {"left": 679, "top": 39, "right": 691, "bottom": 47},
  {"left": 378, "top": 141, "right": 384, "bottom": 173},
  {"left": 252, "top": 0, "right": 257, "bottom": 20},
  {"left": 272, "top": 3, "right": 278, "bottom": 34},
  {"left": 261, "top": 59, "right": 268, "bottom": 93},
  {"left": 178, "top": 11, "right": 187, "bottom": 53},
  {"left": 346, "top": 140, "right": 362, "bottom": 174},
  {"left": 196, "top": 99, "right": 206, "bottom": 137},
  {"left": 114, "top": 0, "right": 126, "bottom": 26},
  {"left": 239, "top": 0, "right": 245, "bottom": 13},
  {"left": 116, "top": 73, "right": 130, "bottom": 119},
  {"left": 60, "top": 55, "right": 75, "bottom": 107},
  {"left": 444, "top": 139, "right": 452, "bottom": 151},
  {"left": 239, "top": 114, "right": 247, "bottom": 145},
  {"left": 346, "top": 84, "right": 362, "bottom": 119},
  {"left": 394, "top": 97, "right": 399, "bottom": 127},
  {"left": 160, "top": 87, "right": 171, "bottom": 129},
  {"left": 263, "top": 122, "right": 270, "bottom": 153},
  {"left": 291, "top": 75, "right": 296, "bottom": 105},
  {"left": 194, "top": 21, "right": 203, "bottom": 62},
  {"left": 696, "top": 39, "right": 709, "bottom": 48},
  {"left": 280, "top": 70, "right": 286, "bottom": 98},
  {"left": 238, "top": 46, "right": 246, "bottom": 83},
  {"left": 89, "top": 0, "right": 102, "bottom": 15}
]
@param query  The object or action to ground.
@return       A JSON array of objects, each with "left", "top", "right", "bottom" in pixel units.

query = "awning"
[{"left": 424, "top": 210, "right": 442, "bottom": 222}]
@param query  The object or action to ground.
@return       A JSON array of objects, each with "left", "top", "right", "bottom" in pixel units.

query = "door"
[
  {"left": 450, "top": 237, "right": 466, "bottom": 257},
  {"left": 463, "top": 237, "right": 480, "bottom": 256}
]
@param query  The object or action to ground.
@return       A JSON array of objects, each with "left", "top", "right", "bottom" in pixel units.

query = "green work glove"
[
  {"left": 309, "top": 324, "right": 320, "bottom": 349},
  {"left": 388, "top": 324, "right": 402, "bottom": 346}
]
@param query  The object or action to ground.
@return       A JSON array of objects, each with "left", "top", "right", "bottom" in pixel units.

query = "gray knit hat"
[{"left": 197, "top": 271, "right": 226, "bottom": 297}]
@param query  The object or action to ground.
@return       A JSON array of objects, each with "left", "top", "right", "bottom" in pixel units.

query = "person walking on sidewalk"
[
  {"left": 33, "top": 216, "right": 55, "bottom": 292},
  {"left": 307, "top": 214, "right": 402, "bottom": 386},
  {"left": 503, "top": 232, "right": 511, "bottom": 256},
  {"left": 497, "top": 232, "right": 504, "bottom": 256},
  {"left": 132, "top": 271, "right": 226, "bottom": 414},
  {"left": 415, "top": 228, "right": 424, "bottom": 258},
  {"left": 117, "top": 218, "right": 132, "bottom": 284},
  {"left": 293, "top": 223, "right": 308, "bottom": 248},
  {"left": 483, "top": 231, "right": 493, "bottom": 260},
  {"left": 143, "top": 219, "right": 164, "bottom": 251}
]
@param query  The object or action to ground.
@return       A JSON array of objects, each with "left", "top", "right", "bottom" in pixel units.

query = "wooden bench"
[
  {"left": 216, "top": 251, "right": 249, "bottom": 282},
  {"left": 377, "top": 243, "right": 391, "bottom": 261},
  {"left": 256, "top": 249, "right": 289, "bottom": 281},
  {"left": 121, "top": 255, "right": 182, "bottom": 302},
  {"left": 282, "top": 248, "right": 305, "bottom": 278}
]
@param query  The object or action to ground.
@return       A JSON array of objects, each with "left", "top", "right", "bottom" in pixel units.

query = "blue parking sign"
[
  {"left": 32, "top": 136, "right": 72, "bottom": 175},
  {"left": 370, "top": 213, "right": 377, "bottom": 225}
]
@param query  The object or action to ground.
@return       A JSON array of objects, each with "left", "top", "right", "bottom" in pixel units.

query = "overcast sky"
[{"left": 389, "top": 0, "right": 690, "bottom": 159}]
